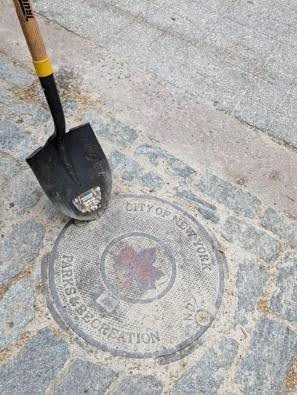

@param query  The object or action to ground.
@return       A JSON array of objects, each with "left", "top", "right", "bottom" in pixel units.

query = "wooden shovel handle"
[{"left": 12, "top": 0, "right": 53, "bottom": 76}]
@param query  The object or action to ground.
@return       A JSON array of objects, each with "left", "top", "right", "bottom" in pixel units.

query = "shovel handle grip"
[{"left": 12, "top": 0, "right": 53, "bottom": 77}]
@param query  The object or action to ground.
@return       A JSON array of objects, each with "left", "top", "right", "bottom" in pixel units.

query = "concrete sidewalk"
[{"left": 0, "top": 1, "right": 296, "bottom": 394}]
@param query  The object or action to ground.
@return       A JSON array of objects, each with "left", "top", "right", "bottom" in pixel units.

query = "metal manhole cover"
[{"left": 47, "top": 195, "right": 224, "bottom": 358}]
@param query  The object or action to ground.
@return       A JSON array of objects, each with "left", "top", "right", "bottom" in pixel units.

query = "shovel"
[{"left": 13, "top": 0, "right": 112, "bottom": 220}]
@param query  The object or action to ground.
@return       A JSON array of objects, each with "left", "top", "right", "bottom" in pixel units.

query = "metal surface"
[
  {"left": 46, "top": 195, "right": 225, "bottom": 358},
  {"left": 27, "top": 123, "right": 112, "bottom": 220}
]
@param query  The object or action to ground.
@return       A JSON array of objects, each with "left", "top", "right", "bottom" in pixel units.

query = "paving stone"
[
  {"left": 0, "top": 55, "right": 34, "bottom": 87},
  {"left": 0, "top": 219, "right": 45, "bottom": 282},
  {"left": 84, "top": 109, "right": 138, "bottom": 148},
  {"left": 0, "top": 278, "right": 35, "bottom": 350},
  {"left": 261, "top": 207, "right": 297, "bottom": 248},
  {"left": 235, "top": 318, "right": 297, "bottom": 394},
  {"left": 0, "top": 328, "right": 69, "bottom": 395},
  {"left": 0, "top": 119, "right": 36, "bottom": 160},
  {"left": 110, "top": 150, "right": 143, "bottom": 181},
  {"left": 135, "top": 144, "right": 195, "bottom": 179},
  {"left": 110, "top": 151, "right": 165, "bottom": 189},
  {"left": 197, "top": 174, "right": 261, "bottom": 218},
  {"left": 54, "top": 359, "right": 117, "bottom": 395},
  {"left": 141, "top": 171, "right": 164, "bottom": 189},
  {"left": 173, "top": 337, "right": 238, "bottom": 395},
  {"left": 0, "top": 155, "right": 20, "bottom": 182},
  {"left": 62, "top": 98, "right": 78, "bottom": 117},
  {"left": 0, "top": 87, "right": 50, "bottom": 127},
  {"left": 115, "top": 375, "right": 163, "bottom": 395},
  {"left": 269, "top": 254, "right": 297, "bottom": 323},
  {"left": 222, "top": 217, "right": 280, "bottom": 262},
  {"left": 235, "top": 260, "right": 268, "bottom": 325},
  {"left": 7, "top": 170, "right": 42, "bottom": 214},
  {"left": 176, "top": 189, "right": 219, "bottom": 223}
]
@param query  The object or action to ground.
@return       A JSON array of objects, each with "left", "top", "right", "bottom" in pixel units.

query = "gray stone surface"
[
  {"left": 135, "top": 144, "right": 195, "bottom": 179},
  {"left": 0, "top": 119, "right": 36, "bottom": 160},
  {"left": 7, "top": 171, "right": 42, "bottom": 214},
  {"left": 115, "top": 375, "right": 163, "bottom": 395},
  {"left": 235, "top": 318, "right": 297, "bottom": 395},
  {"left": 0, "top": 86, "right": 50, "bottom": 127},
  {"left": 54, "top": 359, "right": 117, "bottom": 395},
  {"left": 173, "top": 337, "right": 238, "bottom": 395},
  {"left": 0, "top": 1, "right": 296, "bottom": 392},
  {"left": 33, "top": 0, "right": 297, "bottom": 148},
  {"left": 261, "top": 207, "right": 297, "bottom": 248},
  {"left": 176, "top": 188, "right": 219, "bottom": 223},
  {"left": 222, "top": 217, "right": 280, "bottom": 262},
  {"left": 84, "top": 109, "right": 138, "bottom": 148},
  {"left": 110, "top": 150, "right": 164, "bottom": 190},
  {"left": 0, "top": 219, "right": 45, "bottom": 282},
  {"left": 235, "top": 260, "right": 268, "bottom": 325},
  {"left": 197, "top": 174, "right": 261, "bottom": 218},
  {"left": 0, "top": 154, "right": 20, "bottom": 182},
  {"left": 110, "top": 150, "right": 143, "bottom": 181},
  {"left": 0, "top": 54, "right": 34, "bottom": 87},
  {"left": 141, "top": 171, "right": 164, "bottom": 189},
  {"left": 0, "top": 328, "right": 69, "bottom": 395},
  {"left": 269, "top": 254, "right": 297, "bottom": 323},
  {"left": 0, "top": 278, "right": 35, "bottom": 350}
]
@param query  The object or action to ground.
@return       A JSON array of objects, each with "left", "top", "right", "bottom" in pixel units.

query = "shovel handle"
[
  {"left": 12, "top": 0, "right": 53, "bottom": 77},
  {"left": 13, "top": 0, "right": 66, "bottom": 141}
]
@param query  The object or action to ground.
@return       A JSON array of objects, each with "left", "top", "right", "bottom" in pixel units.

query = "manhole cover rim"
[{"left": 47, "top": 194, "right": 225, "bottom": 358}]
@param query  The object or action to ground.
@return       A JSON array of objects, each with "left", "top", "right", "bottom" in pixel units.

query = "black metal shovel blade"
[{"left": 27, "top": 123, "right": 112, "bottom": 220}]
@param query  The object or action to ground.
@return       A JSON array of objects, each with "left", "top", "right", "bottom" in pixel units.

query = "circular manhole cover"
[{"left": 47, "top": 195, "right": 224, "bottom": 358}]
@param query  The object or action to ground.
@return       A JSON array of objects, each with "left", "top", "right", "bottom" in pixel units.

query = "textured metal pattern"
[{"left": 48, "top": 195, "right": 224, "bottom": 357}]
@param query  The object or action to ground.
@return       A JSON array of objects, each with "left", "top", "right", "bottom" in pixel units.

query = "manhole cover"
[{"left": 47, "top": 195, "right": 224, "bottom": 357}]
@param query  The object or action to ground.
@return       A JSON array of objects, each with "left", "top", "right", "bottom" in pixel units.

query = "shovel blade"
[{"left": 27, "top": 123, "right": 112, "bottom": 220}]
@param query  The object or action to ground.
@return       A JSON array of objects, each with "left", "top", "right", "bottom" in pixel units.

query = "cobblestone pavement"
[{"left": 0, "top": 1, "right": 297, "bottom": 394}]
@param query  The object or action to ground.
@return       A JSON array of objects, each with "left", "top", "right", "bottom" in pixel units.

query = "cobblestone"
[
  {"left": 110, "top": 150, "right": 164, "bottom": 189},
  {"left": 0, "top": 219, "right": 45, "bottom": 282},
  {"left": 54, "top": 359, "right": 117, "bottom": 394},
  {"left": 141, "top": 171, "right": 164, "bottom": 190},
  {"left": 110, "top": 150, "right": 143, "bottom": 181},
  {"left": 0, "top": 55, "right": 34, "bottom": 87},
  {"left": 197, "top": 174, "right": 261, "bottom": 218},
  {"left": 176, "top": 188, "right": 219, "bottom": 223},
  {"left": 0, "top": 328, "right": 69, "bottom": 395},
  {"left": 115, "top": 375, "right": 163, "bottom": 395},
  {"left": 173, "top": 337, "right": 238, "bottom": 394},
  {"left": 0, "top": 87, "right": 50, "bottom": 127},
  {"left": 0, "top": 119, "right": 36, "bottom": 160},
  {"left": 222, "top": 217, "right": 280, "bottom": 262},
  {"left": 261, "top": 207, "right": 297, "bottom": 248},
  {"left": 135, "top": 144, "right": 195, "bottom": 179},
  {"left": 0, "top": 1, "right": 296, "bottom": 392},
  {"left": 235, "top": 260, "right": 268, "bottom": 325},
  {"left": 269, "top": 254, "right": 297, "bottom": 323},
  {"left": 0, "top": 154, "right": 20, "bottom": 183},
  {"left": 235, "top": 318, "right": 297, "bottom": 394},
  {"left": 84, "top": 109, "right": 138, "bottom": 148},
  {"left": 6, "top": 170, "right": 42, "bottom": 214},
  {"left": 0, "top": 278, "right": 35, "bottom": 350}
]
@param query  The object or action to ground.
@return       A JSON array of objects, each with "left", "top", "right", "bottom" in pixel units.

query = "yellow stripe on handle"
[{"left": 33, "top": 58, "right": 53, "bottom": 77}]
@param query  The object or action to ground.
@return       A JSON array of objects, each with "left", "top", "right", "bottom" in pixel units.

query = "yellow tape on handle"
[{"left": 33, "top": 57, "right": 53, "bottom": 77}]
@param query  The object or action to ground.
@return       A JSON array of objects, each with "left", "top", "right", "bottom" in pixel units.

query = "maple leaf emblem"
[{"left": 113, "top": 245, "right": 164, "bottom": 292}]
